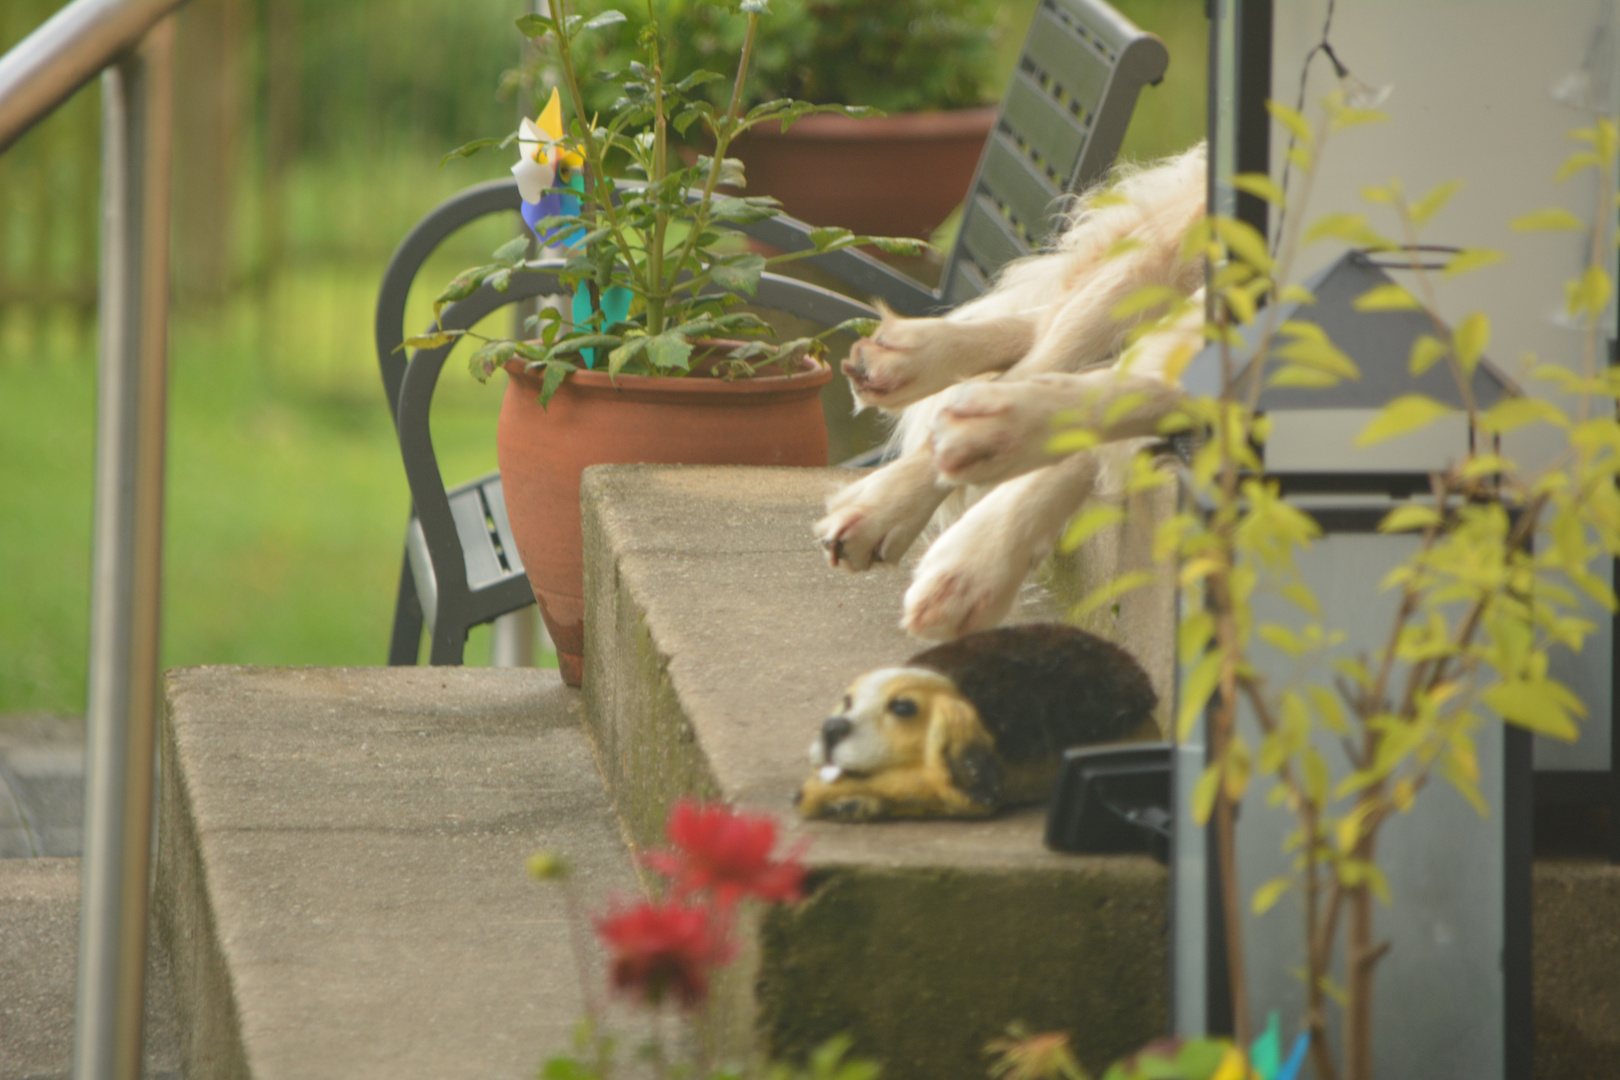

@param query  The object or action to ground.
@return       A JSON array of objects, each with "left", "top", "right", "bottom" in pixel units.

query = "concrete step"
[
  {"left": 155, "top": 667, "right": 646, "bottom": 1080},
  {"left": 0, "top": 858, "right": 180, "bottom": 1080},
  {"left": 579, "top": 464, "right": 1620, "bottom": 1080},
  {"left": 579, "top": 465, "right": 1168, "bottom": 1079},
  {"left": 0, "top": 715, "right": 86, "bottom": 859}
]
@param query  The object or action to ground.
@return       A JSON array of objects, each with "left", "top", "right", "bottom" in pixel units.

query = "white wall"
[{"left": 1268, "top": 0, "right": 1617, "bottom": 772}]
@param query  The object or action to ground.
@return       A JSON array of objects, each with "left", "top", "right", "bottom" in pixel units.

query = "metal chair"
[
  {"left": 376, "top": 184, "right": 878, "bottom": 665},
  {"left": 376, "top": 0, "right": 1169, "bottom": 663},
  {"left": 743, "top": 0, "right": 1169, "bottom": 318}
]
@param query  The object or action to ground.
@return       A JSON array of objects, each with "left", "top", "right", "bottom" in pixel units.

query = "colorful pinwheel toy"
[{"left": 511, "top": 87, "right": 630, "bottom": 366}]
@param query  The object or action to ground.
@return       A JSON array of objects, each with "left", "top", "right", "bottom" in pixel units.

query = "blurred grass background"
[{"left": 0, "top": 0, "right": 1204, "bottom": 714}]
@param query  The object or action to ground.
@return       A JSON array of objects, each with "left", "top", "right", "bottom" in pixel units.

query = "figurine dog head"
[
  {"left": 797, "top": 624, "right": 1159, "bottom": 823},
  {"left": 799, "top": 666, "right": 1005, "bottom": 822}
]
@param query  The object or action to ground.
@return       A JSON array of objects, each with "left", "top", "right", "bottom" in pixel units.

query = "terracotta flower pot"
[
  {"left": 725, "top": 107, "right": 996, "bottom": 239},
  {"left": 497, "top": 356, "right": 833, "bottom": 686}
]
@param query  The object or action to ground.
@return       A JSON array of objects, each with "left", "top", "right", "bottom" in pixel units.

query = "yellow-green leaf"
[
  {"left": 1453, "top": 312, "right": 1490, "bottom": 374},
  {"left": 1252, "top": 876, "right": 1292, "bottom": 915},
  {"left": 1477, "top": 397, "right": 1569, "bottom": 435},
  {"left": 1442, "top": 248, "right": 1505, "bottom": 279},
  {"left": 1410, "top": 180, "right": 1463, "bottom": 226},
  {"left": 1356, "top": 395, "right": 1452, "bottom": 446},
  {"left": 1484, "top": 681, "right": 1580, "bottom": 740},
  {"left": 1178, "top": 651, "right": 1221, "bottom": 741},
  {"left": 1223, "top": 284, "right": 1257, "bottom": 324},
  {"left": 1511, "top": 207, "right": 1584, "bottom": 232},
  {"left": 1408, "top": 334, "right": 1447, "bottom": 376},
  {"left": 1304, "top": 212, "right": 1389, "bottom": 248},
  {"left": 1047, "top": 428, "right": 1100, "bottom": 454},
  {"left": 1179, "top": 610, "right": 1214, "bottom": 665},
  {"left": 1330, "top": 106, "right": 1390, "bottom": 132},
  {"left": 1267, "top": 100, "right": 1313, "bottom": 146},
  {"left": 1259, "top": 623, "right": 1305, "bottom": 657},
  {"left": 1059, "top": 504, "right": 1125, "bottom": 553},
  {"left": 1268, "top": 365, "right": 1340, "bottom": 389},
  {"left": 1274, "top": 334, "right": 1359, "bottom": 378},
  {"left": 1214, "top": 217, "right": 1274, "bottom": 272},
  {"left": 1460, "top": 453, "right": 1512, "bottom": 478},
  {"left": 1111, "top": 285, "right": 1182, "bottom": 321},
  {"left": 1378, "top": 504, "right": 1441, "bottom": 533},
  {"left": 1308, "top": 686, "right": 1348, "bottom": 736},
  {"left": 1192, "top": 762, "right": 1221, "bottom": 826},
  {"left": 1556, "top": 151, "right": 1603, "bottom": 183},
  {"left": 1233, "top": 172, "right": 1286, "bottom": 205},
  {"left": 1361, "top": 180, "right": 1401, "bottom": 205},
  {"left": 1280, "top": 284, "right": 1317, "bottom": 305},
  {"left": 1104, "top": 236, "right": 1146, "bottom": 261},
  {"left": 1354, "top": 284, "right": 1422, "bottom": 312},
  {"left": 1570, "top": 264, "right": 1614, "bottom": 317}
]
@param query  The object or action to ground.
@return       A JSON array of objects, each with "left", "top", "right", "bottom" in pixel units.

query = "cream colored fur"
[{"left": 818, "top": 143, "right": 1209, "bottom": 640}]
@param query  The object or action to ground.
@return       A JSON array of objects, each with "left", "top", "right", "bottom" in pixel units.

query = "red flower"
[
  {"left": 595, "top": 898, "right": 734, "bottom": 1009},
  {"left": 644, "top": 800, "right": 807, "bottom": 906}
]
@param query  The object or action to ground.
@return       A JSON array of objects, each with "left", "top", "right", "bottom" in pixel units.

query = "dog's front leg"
[
  {"left": 929, "top": 369, "right": 1184, "bottom": 487},
  {"left": 902, "top": 450, "right": 1104, "bottom": 640},
  {"left": 817, "top": 445, "right": 953, "bottom": 570},
  {"left": 843, "top": 310, "right": 1039, "bottom": 411}
]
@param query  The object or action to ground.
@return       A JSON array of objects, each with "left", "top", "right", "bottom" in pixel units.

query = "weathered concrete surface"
[
  {"left": 1535, "top": 859, "right": 1620, "bottom": 1079},
  {"left": 155, "top": 666, "right": 642, "bottom": 1080},
  {"left": 580, "top": 465, "right": 1169, "bottom": 1078},
  {"left": 0, "top": 858, "right": 180, "bottom": 1080}
]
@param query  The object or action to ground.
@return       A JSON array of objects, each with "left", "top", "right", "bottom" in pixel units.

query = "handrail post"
[{"left": 73, "top": 16, "right": 174, "bottom": 1080}]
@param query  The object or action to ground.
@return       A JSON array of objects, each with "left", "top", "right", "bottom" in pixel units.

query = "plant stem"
[
  {"left": 663, "top": 12, "right": 760, "bottom": 308},
  {"left": 546, "top": 0, "right": 648, "bottom": 305},
  {"left": 645, "top": 0, "right": 668, "bottom": 336}
]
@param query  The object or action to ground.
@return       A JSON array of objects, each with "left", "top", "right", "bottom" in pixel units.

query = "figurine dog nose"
[{"left": 822, "top": 716, "right": 854, "bottom": 752}]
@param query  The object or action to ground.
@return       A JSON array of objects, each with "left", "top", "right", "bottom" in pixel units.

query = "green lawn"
[{"left": 0, "top": 0, "right": 1207, "bottom": 715}]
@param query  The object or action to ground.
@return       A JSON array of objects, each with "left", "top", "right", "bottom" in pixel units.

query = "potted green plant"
[
  {"left": 562, "top": 0, "right": 1003, "bottom": 239},
  {"left": 422, "top": 0, "right": 924, "bottom": 684}
]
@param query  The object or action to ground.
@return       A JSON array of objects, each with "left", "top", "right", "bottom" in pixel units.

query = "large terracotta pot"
[
  {"left": 727, "top": 107, "right": 996, "bottom": 239},
  {"left": 497, "top": 357, "right": 833, "bottom": 686}
]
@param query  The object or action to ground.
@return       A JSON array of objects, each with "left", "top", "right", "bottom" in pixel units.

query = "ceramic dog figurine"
[{"left": 797, "top": 623, "right": 1158, "bottom": 822}]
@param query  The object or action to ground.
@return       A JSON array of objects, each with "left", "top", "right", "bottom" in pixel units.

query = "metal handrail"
[
  {"left": 0, "top": 1, "right": 187, "bottom": 1078},
  {"left": 0, "top": 0, "right": 185, "bottom": 154}
]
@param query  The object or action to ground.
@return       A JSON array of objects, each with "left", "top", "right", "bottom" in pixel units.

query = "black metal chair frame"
[{"left": 375, "top": 0, "right": 1169, "bottom": 665}]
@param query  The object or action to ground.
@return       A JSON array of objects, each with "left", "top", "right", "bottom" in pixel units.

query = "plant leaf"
[
  {"left": 1409, "top": 180, "right": 1463, "bottom": 226},
  {"left": 1378, "top": 504, "right": 1441, "bottom": 533},
  {"left": 1443, "top": 248, "right": 1505, "bottom": 279},
  {"left": 1408, "top": 334, "right": 1447, "bottom": 376},
  {"left": 1232, "top": 172, "right": 1285, "bottom": 205},
  {"left": 1355, "top": 395, "right": 1452, "bottom": 446},
  {"left": 645, "top": 332, "right": 694, "bottom": 372},
  {"left": 1267, "top": 100, "right": 1313, "bottom": 146},
  {"left": 1353, "top": 283, "right": 1421, "bottom": 312},
  {"left": 1511, "top": 207, "right": 1585, "bottom": 232},
  {"left": 1453, "top": 312, "right": 1490, "bottom": 374},
  {"left": 709, "top": 253, "right": 767, "bottom": 296},
  {"left": 1252, "top": 876, "right": 1292, "bottom": 915},
  {"left": 581, "top": 9, "right": 628, "bottom": 29},
  {"left": 1059, "top": 504, "right": 1125, "bottom": 553}
]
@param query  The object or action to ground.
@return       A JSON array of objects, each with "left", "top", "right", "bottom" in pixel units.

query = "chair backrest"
[
  {"left": 939, "top": 0, "right": 1170, "bottom": 307},
  {"left": 374, "top": 179, "right": 522, "bottom": 431}
]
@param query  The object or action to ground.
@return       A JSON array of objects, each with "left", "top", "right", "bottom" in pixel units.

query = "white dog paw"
[
  {"left": 901, "top": 558, "right": 1023, "bottom": 641},
  {"left": 841, "top": 316, "right": 956, "bottom": 411},
  {"left": 816, "top": 455, "right": 948, "bottom": 571},
  {"left": 929, "top": 379, "right": 1062, "bottom": 486}
]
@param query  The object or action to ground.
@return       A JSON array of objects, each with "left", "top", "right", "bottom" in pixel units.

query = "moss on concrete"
[{"left": 758, "top": 864, "right": 1168, "bottom": 1080}]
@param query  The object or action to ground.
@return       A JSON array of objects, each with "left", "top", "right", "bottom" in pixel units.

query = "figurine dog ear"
[{"left": 925, "top": 694, "right": 1004, "bottom": 810}]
